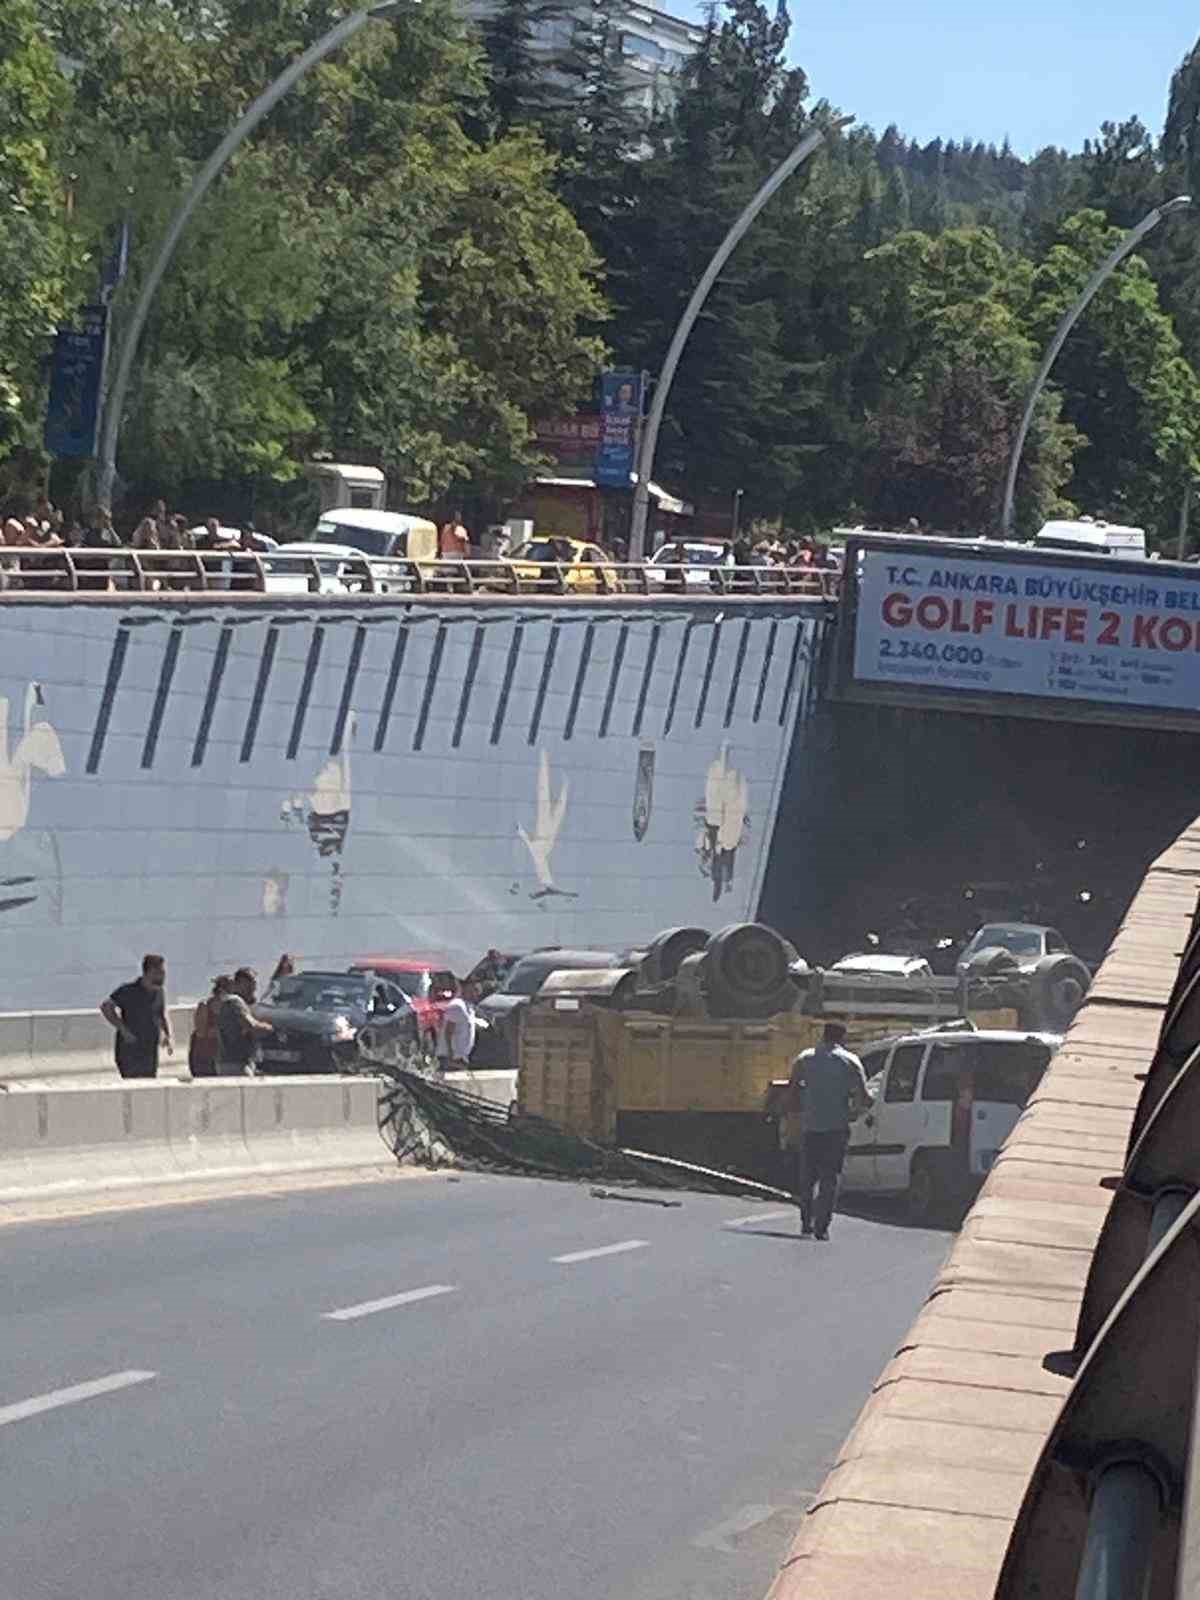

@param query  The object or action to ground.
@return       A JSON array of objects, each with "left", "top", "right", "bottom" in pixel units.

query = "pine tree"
[
  {"left": 879, "top": 167, "right": 910, "bottom": 236},
  {"left": 557, "top": 0, "right": 644, "bottom": 316},
  {"left": 1164, "top": 36, "right": 1200, "bottom": 196},
  {"left": 876, "top": 124, "right": 904, "bottom": 171},
  {"left": 852, "top": 167, "right": 882, "bottom": 249},
  {"left": 476, "top": 0, "right": 575, "bottom": 141}
]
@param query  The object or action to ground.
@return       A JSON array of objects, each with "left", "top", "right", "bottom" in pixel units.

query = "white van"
[
  {"left": 1034, "top": 519, "right": 1147, "bottom": 560},
  {"left": 840, "top": 1026, "right": 1060, "bottom": 1219},
  {"left": 307, "top": 508, "right": 439, "bottom": 562}
]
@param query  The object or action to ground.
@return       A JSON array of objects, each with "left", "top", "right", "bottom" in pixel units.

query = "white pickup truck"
[{"left": 840, "top": 1024, "right": 1060, "bottom": 1220}]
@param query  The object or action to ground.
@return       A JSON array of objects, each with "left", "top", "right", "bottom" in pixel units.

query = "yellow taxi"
[{"left": 505, "top": 536, "right": 617, "bottom": 593}]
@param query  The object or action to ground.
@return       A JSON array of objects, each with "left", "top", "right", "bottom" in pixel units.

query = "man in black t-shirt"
[{"left": 101, "top": 954, "right": 173, "bottom": 1079}]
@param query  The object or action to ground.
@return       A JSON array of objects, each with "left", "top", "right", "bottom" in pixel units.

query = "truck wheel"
[
  {"left": 963, "top": 946, "right": 1020, "bottom": 977},
  {"left": 705, "top": 923, "right": 792, "bottom": 1013},
  {"left": 906, "top": 1153, "right": 940, "bottom": 1224},
  {"left": 1028, "top": 955, "right": 1090, "bottom": 1031},
  {"left": 642, "top": 926, "right": 711, "bottom": 986}
]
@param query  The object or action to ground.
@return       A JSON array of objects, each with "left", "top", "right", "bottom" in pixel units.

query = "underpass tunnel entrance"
[{"left": 759, "top": 700, "right": 1200, "bottom": 968}]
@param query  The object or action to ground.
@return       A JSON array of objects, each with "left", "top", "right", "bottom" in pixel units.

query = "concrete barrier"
[
  {"left": 242, "top": 1077, "right": 387, "bottom": 1174},
  {"left": 0, "top": 1075, "right": 393, "bottom": 1205},
  {"left": 0, "top": 1004, "right": 195, "bottom": 1084},
  {"left": 443, "top": 1069, "right": 518, "bottom": 1109}
]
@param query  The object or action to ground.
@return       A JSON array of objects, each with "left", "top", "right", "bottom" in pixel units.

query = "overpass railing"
[
  {"left": 0, "top": 548, "right": 840, "bottom": 601},
  {"left": 995, "top": 890, "right": 1200, "bottom": 1600}
]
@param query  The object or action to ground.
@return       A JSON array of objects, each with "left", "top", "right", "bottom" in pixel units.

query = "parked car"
[
  {"left": 644, "top": 540, "right": 734, "bottom": 590},
  {"left": 253, "top": 968, "right": 419, "bottom": 1074},
  {"left": 306, "top": 508, "right": 440, "bottom": 563},
  {"left": 955, "top": 921, "right": 1091, "bottom": 1031},
  {"left": 348, "top": 958, "right": 458, "bottom": 1053},
  {"left": 830, "top": 953, "right": 934, "bottom": 979},
  {"left": 504, "top": 537, "right": 617, "bottom": 593},
  {"left": 473, "top": 947, "right": 621, "bottom": 1067},
  {"left": 956, "top": 923, "right": 1072, "bottom": 973},
  {"left": 840, "top": 1025, "right": 1061, "bottom": 1219},
  {"left": 265, "top": 542, "right": 414, "bottom": 596}
]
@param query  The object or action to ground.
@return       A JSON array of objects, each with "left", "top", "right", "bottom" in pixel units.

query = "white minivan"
[
  {"left": 841, "top": 1026, "right": 1060, "bottom": 1219},
  {"left": 1034, "top": 519, "right": 1147, "bottom": 560}
]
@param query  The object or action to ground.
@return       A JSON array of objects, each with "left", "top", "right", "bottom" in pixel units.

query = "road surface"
[{"left": 0, "top": 1174, "right": 950, "bottom": 1600}]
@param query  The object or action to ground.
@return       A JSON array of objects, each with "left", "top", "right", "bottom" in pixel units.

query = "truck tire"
[
  {"left": 962, "top": 945, "right": 1020, "bottom": 977},
  {"left": 705, "top": 923, "right": 792, "bottom": 1014},
  {"left": 642, "top": 926, "right": 711, "bottom": 986},
  {"left": 674, "top": 951, "right": 709, "bottom": 1015},
  {"left": 1028, "top": 954, "right": 1090, "bottom": 1031}
]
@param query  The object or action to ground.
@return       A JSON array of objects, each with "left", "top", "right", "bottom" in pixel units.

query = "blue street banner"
[
  {"left": 44, "top": 304, "right": 108, "bottom": 458},
  {"left": 595, "top": 370, "right": 643, "bottom": 488}
]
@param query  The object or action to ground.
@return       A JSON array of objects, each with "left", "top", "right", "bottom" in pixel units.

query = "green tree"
[
  {"left": 0, "top": 0, "right": 69, "bottom": 470},
  {"left": 849, "top": 228, "right": 1077, "bottom": 532},
  {"left": 1025, "top": 209, "right": 1200, "bottom": 542},
  {"left": 42, "top": 0, "right": 605, "bottom": 510},
  {"left": 474, "top": 0, "right": 573, "bottom": 141},
  {"left": 618, "top": 0, "right": 821, "bottom": 514},
  {"left": 555, "top": 0, "right": 644, "bottom": 320}
]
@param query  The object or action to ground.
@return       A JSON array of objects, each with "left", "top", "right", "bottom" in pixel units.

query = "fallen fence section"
[
  {"left": 0, "top": 1076, "right": 393, "bottom": 1207},
  {"left": 764, "top": 818, "right": 1200, "bottom": 1600},
  {"left": 369, "top": 1060, "right": 799, "bottom": 1205}
]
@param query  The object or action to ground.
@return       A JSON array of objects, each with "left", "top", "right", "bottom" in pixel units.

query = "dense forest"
[{"left": 4, "top": 0, "right": 1200, "bottom": 542}]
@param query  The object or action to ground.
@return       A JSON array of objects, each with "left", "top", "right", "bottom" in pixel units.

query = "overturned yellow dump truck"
[{"left": 517, "top": 963, "right": 1018, "bottom": 1178}]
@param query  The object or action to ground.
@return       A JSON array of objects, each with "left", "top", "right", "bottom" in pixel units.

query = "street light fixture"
[
  {"left": 628, "top": 114, "right": 854, "bottom": 561},
  {"left": 1000, "top": 194, "right": 1192, "bottom": 541},
  {"left": 96, "top": 0, "right": 405, "bottom": 511}
]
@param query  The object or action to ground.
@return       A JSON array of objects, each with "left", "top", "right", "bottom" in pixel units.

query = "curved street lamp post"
[
  {"left": 96, "top": 0, "right": 403, "bottom": 512},
  {"left": 628, "top": 115, "right": 854, "bottom": 561},
  {"left": 1000, "top": 194, "right": 1192, "bottom": 541}
]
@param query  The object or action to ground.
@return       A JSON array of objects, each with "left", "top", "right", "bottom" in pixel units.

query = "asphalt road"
[{"left": 0, "top": 1175, "right": 950, "bottom": 1600}]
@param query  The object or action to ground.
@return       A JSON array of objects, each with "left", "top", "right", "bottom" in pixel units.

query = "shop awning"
[{"left": 532, "top": 476, "right": 692, "bottom": 516}]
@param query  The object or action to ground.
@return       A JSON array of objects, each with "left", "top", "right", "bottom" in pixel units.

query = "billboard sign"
[
  {"left": 535, "top": 414, "right": 602, "bottom": 469},
  {"left": 594, "top": 371, "right": 643, "bottom": 487},
  {"left": 44, "top": 304, "right": 108, "bottom": 458},
  {"left": 851, "top": 542, "right": 1200, "bottom": 720}
]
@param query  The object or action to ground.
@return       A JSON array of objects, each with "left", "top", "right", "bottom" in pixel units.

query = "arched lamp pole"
[
  {"left": 1000, "top": 194, "right": 1192, "bottom": 540},
  {"left": 628, "top": 114, "right": 854, "bottom": 560},
  {"left": 96, "top": 0, "right": 403, "bottom": 511}
]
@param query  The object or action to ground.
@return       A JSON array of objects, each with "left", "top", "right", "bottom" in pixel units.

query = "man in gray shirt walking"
[{"left": 787, "top": 1021, "right": 869, "bottom": 1241}]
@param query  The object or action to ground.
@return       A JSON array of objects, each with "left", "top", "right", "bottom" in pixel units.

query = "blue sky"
[{"left": 681, "top": 1, "right": 1197, "bottom": 156}]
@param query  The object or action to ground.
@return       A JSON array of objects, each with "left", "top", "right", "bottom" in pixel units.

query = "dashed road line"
[
  {"left": 553, "top": 1240, "right": 650, "bottom": 1264},
  {"left": 323, "top": 1284, "right": 458, "bottom": 1321},
  {"left": 0, "top": 1370, "right": 157, "bottom": 1430}
]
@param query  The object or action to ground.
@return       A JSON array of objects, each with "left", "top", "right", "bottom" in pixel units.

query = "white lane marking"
[
  {"left": 323, "top": 1284, "right": 458, "bottom": 1321},
  {"left": 0, "top": 1370, "right": 156, "bottom": 1429},
  {"left": 693, "top": 1504, "right": 781, "bottom": 1553},
  {"left": 553, "top": 1239, "right": 649, "bottom": 1264},
  {"left": 723, "top": 1210, "right": 794, "bottom": 1229}
]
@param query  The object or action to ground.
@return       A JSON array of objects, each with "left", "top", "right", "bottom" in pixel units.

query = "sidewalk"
[{"left": 766, "top": 820, "right": 1200, "bottom": 1600}]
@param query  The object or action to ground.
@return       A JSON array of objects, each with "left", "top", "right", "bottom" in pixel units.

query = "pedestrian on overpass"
[
  {"left": 787, "top": 1022, "right": 869, "bottom": 1241},
  {"left": 100, "top": 953, "right": 173, "bottom": 1079}
]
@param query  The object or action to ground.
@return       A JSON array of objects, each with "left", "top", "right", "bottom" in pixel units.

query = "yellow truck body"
[{"left": 519, "top": 1000, "right": 1019, "bottom": 1141}]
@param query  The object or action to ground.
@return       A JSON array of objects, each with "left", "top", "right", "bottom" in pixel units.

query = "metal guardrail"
[
  {"left": 994, "top": 890, "right": 1200, "bottom": 1600},
  {"left": 0, "top": 548, "right": 840, "bottom": 601}
]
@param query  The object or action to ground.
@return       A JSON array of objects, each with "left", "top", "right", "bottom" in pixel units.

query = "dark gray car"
[
  {"left": 254, "top": 969, "right": 420, "bottom": 1074},
  {"left": 473, "top": 948, "right": 621, "bottom": 1067}
]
